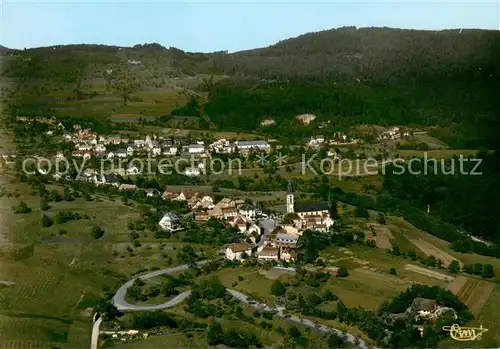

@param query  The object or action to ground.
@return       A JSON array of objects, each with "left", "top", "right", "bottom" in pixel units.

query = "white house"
[
  {"left": 257, "top": 247, "right": 279, "bottom": 261},
  {"left": 307, "top": 135, "right": 325, "bottom": 148},
  {"left": 221, "top": 207, "right": 238, "bottom": 220},
  {"left": 159, "top": 212, "right": 180, "bottom": 232},
  {"left": 151, "top": 146, "right": 162, "bottom": 157},
  {"left": 225, "top": 243, "right": 253, "bottom": 261},
  {"left": 77, "top": 144, "right": 92, "bottom": 151},
  {"left": 234, "top": 140, "right": 270, "bottom": 153},
  {"left": 185, "top": 144, "right": 205, "bottom": 154},
  {"left": 134, "top": 139, "right": 145, "bottom": 147},
  {"left": 163, "top": 146, "right": 178, "bottom": 156},
  {"left": 275, "top": 233, "right": 299, "bottom": 247},
  {"left": 184, "top": 167, "right": 201, "bottom": 177},
  {"left": 126, "top": 146, "right": 136, "bottom": 156},
  {"left": 95, "top": 144, "right": 106, "bottom": 152},
  {"left": 239, "top": 204, "right": 257, "bottom": 219},
  {"left": 115, "top": 149, "right": 128, "bottom": 158},
  {"left": 126, "top": 165, "right": 140, "bottom": 175},
  {"left": 244, "top": 224, "right": 262, "bottom": 243}
]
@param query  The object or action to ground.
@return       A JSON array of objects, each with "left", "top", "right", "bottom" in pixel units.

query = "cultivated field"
[
  {"left": 447, "top": 275, "right": 469, "bottom": 295},
  {"left": 404, "top": 264, "right": 455, "bottom": 281},
  {"left": 409, "top": 238, "right": 461, "bottom": 267},
  {"left": 373, "top": 226, "right": 394, "bottom": 250},
  {"left": 452, "top": 278, "right": 495, "bottom": 316},
  {"left": 413, "top": 132, "right": 450, "bottom": 149}
]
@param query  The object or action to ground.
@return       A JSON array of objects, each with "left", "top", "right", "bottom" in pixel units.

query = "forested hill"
[
  {"left": 215, "top": 27, "right": 500, "bottom": 77},
  {"left": 2, "top": 27, "right": 499, "bottom": 148}
]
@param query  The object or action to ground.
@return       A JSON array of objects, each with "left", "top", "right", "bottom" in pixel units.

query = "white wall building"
[
  {"left": 225, "top": 243, "right": 253, "bottom": 261},
  {"left": 159, "top": 212, "right": 180, "bottom": 231}
]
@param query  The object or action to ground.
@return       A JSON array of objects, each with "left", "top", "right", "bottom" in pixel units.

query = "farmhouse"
[
  {"left": 275, "top": 233, "right": 299, "bottom": 248},
  {"left": 239, "top": 204, "right": 257, "bottom": 219},
  {"left": 221, "top": 207, "right": 238, "bottom": 219},
  {"left": 118, "top": 184, "right": 137, "bottom": 191},
  {"left": 257, "top": 247, "right": 279, "bottom": 261},
  {"left": 159, "top": 212, "right": 181, "bottom": 232},
  {"left": 225, "top": 243, "right": 253, "bottom": 261}
]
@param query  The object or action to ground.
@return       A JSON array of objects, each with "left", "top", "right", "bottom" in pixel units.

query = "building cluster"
[
  {"left": 156, "top": 182, "right": 335, "bottom": 264},
  {"left": 377, "top": 127, "right": 410, "bottom": 140},
  {"left": 223, "top": 183, "right": 335, "bottom": 263},
  {"left": 306, "top": 132, "right": 358, "bottom": 148},
  {"left": 58, "top": 125, "right": 272, "bottom": 168}
]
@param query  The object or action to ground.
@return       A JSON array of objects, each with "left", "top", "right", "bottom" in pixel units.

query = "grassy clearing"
[
  {"left": 213, "top": 267, "right": 277, "bottom": 303},
  {"left": 413, "top": 132, "right": 450, "bottom": 149},
  {"left": 51, "top": 86, "right": 193, "bottom": 119},
  {"left": 397, "top": 149, "right": 477, "bottom": 159},
  {"left": 326, "top": 269, "right": 408, "bottom": 311}
]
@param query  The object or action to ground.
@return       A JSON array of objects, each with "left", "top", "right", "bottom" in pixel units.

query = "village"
[
  {"left": 13, "top": 116, "right": 417, "bottom": 172},
  {"left": 159, "top": 181, "right": 334, "bottom": 265}
]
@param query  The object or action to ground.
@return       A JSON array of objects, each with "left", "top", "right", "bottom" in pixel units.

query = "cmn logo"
[{"left": 442, "top": 324, "right": 488, "bottom": 341}]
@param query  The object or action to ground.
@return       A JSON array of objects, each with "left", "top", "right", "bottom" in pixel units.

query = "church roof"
[{"left": 295, "top": 202, "right": 329, "bottom": 213}]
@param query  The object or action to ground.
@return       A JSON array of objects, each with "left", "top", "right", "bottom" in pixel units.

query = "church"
[{"left": 285, "top": 181, "right": 334, "bottom": 232}]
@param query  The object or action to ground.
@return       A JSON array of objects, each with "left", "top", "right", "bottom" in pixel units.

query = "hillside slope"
[{"left": 217, "top": 27, "right": 500, "bottom": 77}]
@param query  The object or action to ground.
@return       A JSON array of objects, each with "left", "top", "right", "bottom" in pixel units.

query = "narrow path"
[
  {"left": 90, "top": 316, "right": 102, "bottom": 349},
  {"left": 111, "top": 262, "right": 374, "bottom": 349}
]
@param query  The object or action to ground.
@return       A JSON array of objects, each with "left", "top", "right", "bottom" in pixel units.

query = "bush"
[
  {"left": 337, "top": 267, "right": 349, "bottom": 277},
  {"left": 390, "top": 268, "right": 397, "bottom": 275},
  {"left": 91, "top": 226, "right": 104, "bottom": 239},
  {"left": 40, "top": 198, "right": 51, "bottom": 211},
  {"left": 12, "top": 201, "right": 31, "bottom": 214},
  {"left": 354, "top": 206, "right": 370, "bottom": 218},
  {"left": 270, "top": 280, "right": 286, "bottom": 296},
  {"left": 41, "top": 214, "right": 53, "bottom": 227}
]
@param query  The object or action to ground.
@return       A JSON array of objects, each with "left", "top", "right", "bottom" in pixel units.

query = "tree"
[
  {"left": 328, "top": 333, "right": 346, "bottom": 348},
  {"left": 288, "top": 326, "right": 302, "bottom": 339},
  {"left": 207, "top": 322, "right": 224, "bottom": 346},
  {"left": 270, "top": 280, "right": 286, "bottom": 296},
  {"left": 337, "top": 267, "right": 349, "bottom": 277},
  {"left": 63, "top": 187, "right": 73, "bottom": 201},
  {"left": 448, "top": 260, "right": 460, "bottom": 274},
  {"left": 482, "top": 264, "right": 495, "bottom": 278},
  {"left": 391, "top": 245, "right": 401, "bottom": 256},
  {"left": 41, "top": 214, "right": 53, "bottom": 227},
  {"left": 390, "top": 267, "right": 397, "bottom": 275},
  {"left": 90, "top": 226, "right": 104, "bottom": 239},
  {"left": 354, "top": 206, "right": 369, "bottom": 218},
  {"left": 12, "top": 201, "right": 31, "bottom": 214},
  {"left": 329, "top": 199, "right": 340, "bottom": 219},
  {"left": 366, "top": 239, "right": 376, "bottom": 248},
  {"left": 40, "top": 197, "right": 51, "bottom": 211},
  {"left": 376, "top": 212, "right": 386, "bottom": 224}
]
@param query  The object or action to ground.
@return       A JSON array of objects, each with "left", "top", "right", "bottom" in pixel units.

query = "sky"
[{"left": 1, "top": 1, "right": 499, "bottom": 52}]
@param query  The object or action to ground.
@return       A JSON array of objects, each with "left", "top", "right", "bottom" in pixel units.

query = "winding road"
[{"left": 110, "top": 262, "right": 373, "bottom": 349}]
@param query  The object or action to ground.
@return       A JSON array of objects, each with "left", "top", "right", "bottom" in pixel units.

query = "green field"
[{"left": 397, "top": 149, "right": 478, "bottom": 159}]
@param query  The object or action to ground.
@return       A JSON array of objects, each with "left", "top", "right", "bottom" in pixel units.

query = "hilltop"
[{"left": 2, "top": 27, "right": 499, "bottom": 148}]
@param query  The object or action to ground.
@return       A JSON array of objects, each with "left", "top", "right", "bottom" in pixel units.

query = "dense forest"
[{"left": 383, "top": 151, "right": 500, "bottom": 244}]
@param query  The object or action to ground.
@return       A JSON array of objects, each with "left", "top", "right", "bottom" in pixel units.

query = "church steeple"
[{"left": 286, "top": 180, "right": 294, "bottom": 214}]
